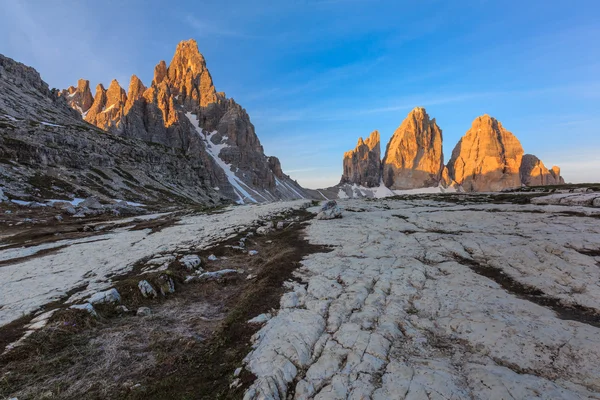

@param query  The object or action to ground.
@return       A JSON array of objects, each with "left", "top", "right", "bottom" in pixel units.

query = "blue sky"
[{"left": 1, "top": 0, "right": 599, "bottom": 188}]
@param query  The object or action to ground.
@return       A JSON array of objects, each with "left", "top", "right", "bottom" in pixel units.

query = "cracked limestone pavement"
[{"left": 243, "top": 198, "right": 600, "bottom": 399}]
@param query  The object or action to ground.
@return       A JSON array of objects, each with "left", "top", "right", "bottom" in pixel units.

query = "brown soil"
[{"left": 0, "top": 209, "right": 331, "bottom": 400}]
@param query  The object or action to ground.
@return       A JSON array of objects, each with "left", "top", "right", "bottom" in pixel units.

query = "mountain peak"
[
  {"left": 341, "top": 130, "right": 381, "bottom": 187},
  {"left": 166, "top": 39, "right": 216, "bottom": 108}
]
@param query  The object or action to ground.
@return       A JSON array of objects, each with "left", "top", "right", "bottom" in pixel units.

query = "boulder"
[
  {"left": 78, "top": 197, "right": 104, "bottom": 210},
  {"left": 316, "top": 200, "right": 343, "bottom": 220},
  {"left": 157, "top": 275, "right": 175, "bottom": 296},
  {"left": 180, "top": 254, "right": 201, "bottom": 270},
  {"left": 138, "top": 280, "right": 157, "bottom": 298},
  {"left": 88, "top": 288, "right": 121, "bottom": 304}
]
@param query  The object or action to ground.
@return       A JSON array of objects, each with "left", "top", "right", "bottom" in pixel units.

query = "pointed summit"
[
  {"left": 153, "top": 60, "right": 167, "bottom": 86},
  {"left": 364, "top": 130, "right": 380, "bottom": 152},
  {"left": 125, "top": 75, "right": 146, "bottom": 113},
  {"left": 382, "top": 107, "right": 444, "bottom": 189},
  {"left": 448, "top": 115, "right": 524, "bottom": 192},
  {"left": 164, "top": 39, "right": 217, "bottom": 108},
  {"left": 341, "top": 130, "right": 382, "bottom": 187}
]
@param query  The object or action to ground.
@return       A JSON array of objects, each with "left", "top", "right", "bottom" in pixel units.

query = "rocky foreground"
[
  {"left": 1, "top": 193, "right": 600, "bottom": 399},
  {"left": 245, "top": 195, "right": 600, "bottom": 399}
]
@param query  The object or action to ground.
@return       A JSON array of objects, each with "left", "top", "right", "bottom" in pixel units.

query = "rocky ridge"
[
  {"left": 60, "top": 39, "right": 308, "bottom": 204},
  {"left": 0, "top": 52, "right": 225, "bottom": 206},
  {"left": 331, "top": 108, "right": 563, "bottom": 197},
  {"left": 0, "top": 40, "right": 308, "bottom": 206}
]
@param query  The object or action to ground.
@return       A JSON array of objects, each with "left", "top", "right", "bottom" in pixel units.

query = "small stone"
[
  {"left": 246, "top": 274, "right": 257, "bottom": 280},
  {"left": 256, "top": 226, "right": 271, "bottom": 235},
  {"left": 234, "top": 367, "right": 242, "bottom": 377},
  {"left": 157, "top": 274, "right": 175, "bottom": 296},
  {"left": 136, "top": 307, "right": 152, "bottom": 317},
  {"left": 248, "top": 250, "right": 258, "bottom": 256},
  {"left": 138, "top": 280, "right": 157, "bottom": 298},
  {"left": 180, "top": 254, "right": 201, "bottom": 270},
  {"left": 248, "top": 313, "right": 272, "bottom": 324},
  {"left": 276, "top": 221, "right": 285, "bottom": 230},
  {"left": 208, "top": 254, "right": 218, "bottom": 261},
  {"left": 116, "top": 305, "right": 129, "bottom": 313},
  {"left": 54, "top": 215, "right": 63, "bottom": 222},
  {"left": 88, "top": 288, "right": 121, "bottom": 304}
]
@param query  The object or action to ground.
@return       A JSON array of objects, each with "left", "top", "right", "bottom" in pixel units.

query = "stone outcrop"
[
  {"left": 58, "top": 39, "right": 308, "bottom": 204},
  {"left": 340, "top": 130, "right": 381, "bottom": 187},
  {"left": 382, "top": 107, "right": 444, "bottom": 189},
  {"left": 520, "top": 154, "right": 564, "bottom": 186},
  {"left": 448, "top": 115, "right": 524, "bottom": 192},
  {"left": 60, "top": 79, "right": 94, "bottom": 114}
]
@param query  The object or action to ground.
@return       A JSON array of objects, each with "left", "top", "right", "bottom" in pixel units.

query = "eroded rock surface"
[
  {"left": 448, "top": 115, "right": 524, "bottom": 192},
  {"left": 382, "top": 107, "right": 444, "bottom": 189},
  {"left": 244, "top": 197, "right": 600, "bottom": 399}
]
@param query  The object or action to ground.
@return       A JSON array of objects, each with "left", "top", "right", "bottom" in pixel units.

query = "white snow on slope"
[
  {"left": 338, "top": 181, "right": 457, "bottom": 199},
  {"left": 185, "top": 112, "right": 259, "bottom": 204},
  {"left": 40, "top": 121, "right": 65, "bottom": 128},
  {"left": 0, "top": 200, "right": 309, "bottom": 327},
  {"left": 275, "top": 177, "right": 305, "bottom": 199}
]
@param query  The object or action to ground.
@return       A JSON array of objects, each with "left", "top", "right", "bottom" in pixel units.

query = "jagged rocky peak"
[
  {"left": 382, "top": 107, "right": 444, "bottom": 189},
  {"left": 153, "top": 60, "right": 167, "bottom": 86},
  {"left": 448, "top": 114, "right": 524, "bottom": 192},
  {"left": 341, "top": 130, "right": 381, "bottom": 187},
  {"left": 61, "top": 78, "right": 94, "bottom": 114},
  {"left": 85, "top": 80, "right": 127, "bottom": 131},
  {"left": 125, "top": 75, "right": 146, "bottom": 112},
  {"left": 58, "top": 39, "right": 309, "bottom": 204},
  {"left": 167, "top": 39, "right": 217, "bottom": 109},
  {"left": 520, "top": 154, "right": 564, "bottom": 186}
]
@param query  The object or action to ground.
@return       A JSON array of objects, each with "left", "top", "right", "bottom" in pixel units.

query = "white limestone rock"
[
  {"left": 180, "top": 254, "right": 201, "bottom": 270},
  {"left": 138, "top": 280, "right": 157, "bottom": 298},
  {"left": 88, "top": 288, "right": 121, "bottom": 305}
]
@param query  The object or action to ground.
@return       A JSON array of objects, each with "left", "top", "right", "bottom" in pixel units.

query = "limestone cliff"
[
  {"left": 520, "top": 154, "right": 564, "bottom": 186},
  {"left": 340, "top": 130, "right": 381, "bottom": 187},
  {"left": 382, "top": 107, "right": 444, "bottom": 189},
  {"left": 448, "top": 115, "right": 524, "bottom": 192}
]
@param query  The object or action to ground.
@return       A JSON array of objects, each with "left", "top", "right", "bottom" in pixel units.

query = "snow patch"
[{"left": 185, "top": 112, "right": 258, "bottom": 204}]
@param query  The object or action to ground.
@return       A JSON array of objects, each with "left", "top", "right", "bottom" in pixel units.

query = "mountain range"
[
  {"left": 326, "top": 107, "right": 564, "bottom": 198},
  {"left": 0, "top": 40, "right": 307, "bottom": 206},
  {"left": 0, "top": 42, "right": 566, "bottom": 206}
]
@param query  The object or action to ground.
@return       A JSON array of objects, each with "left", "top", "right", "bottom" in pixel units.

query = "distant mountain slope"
[
  {"left": 61, "top": 39, "right": 308, "bottom": 204},
  {"left": 322, "top": 108, "right": 565, "bottom": 199}
]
